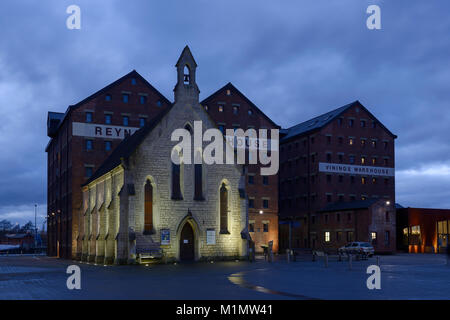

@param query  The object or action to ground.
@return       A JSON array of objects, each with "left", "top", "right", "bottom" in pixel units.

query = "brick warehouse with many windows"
[
  {"left": 46, "top": 48, "right": 397, "bottom": 260},
  {"left": 46, "top": 71, "right": 172, "bottom": 259},
  {"left": 278, "top": 101, "right": 397, "bottom": 253},
  {"left": 46, "top": 47, "right": 279, "bottom": 259}
]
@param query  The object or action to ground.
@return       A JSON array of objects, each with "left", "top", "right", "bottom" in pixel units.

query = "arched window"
[
  {"left": 183, "top": 65, "right": 190, "bottom": 84},
  {"left": 194, "top": 150, "right": 203, "bottom": 200},
  {"left": 144, "top": 180, "right": 153, "bottom": 233},
  {"left": 172, "top": 151, "right": 182, "bottom": 200},
  {"left": 220, "top": 183, "right": 229, "bottom": 233}
]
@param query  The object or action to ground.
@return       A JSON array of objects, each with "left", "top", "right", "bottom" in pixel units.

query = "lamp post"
[{"left": 34, "top": 204, "right": 38, "bottom": 251}]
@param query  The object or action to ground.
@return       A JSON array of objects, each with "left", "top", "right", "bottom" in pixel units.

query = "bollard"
[
  {"left": 325, "top": 254, "right": 328, "bottom": 268},
  {"left": 286, "top": 249, "right": 290, "bottom": 263},
  {"left": 348, "top": 254, "right": 352, "bottom": 270}
]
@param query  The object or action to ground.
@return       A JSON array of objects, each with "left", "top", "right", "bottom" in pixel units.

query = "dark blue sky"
[{"left": 0, "top": 0, "right": 449, "bottom": 228}]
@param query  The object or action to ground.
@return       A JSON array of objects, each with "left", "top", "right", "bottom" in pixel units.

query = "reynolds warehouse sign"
[
  {"left": 72, "top": 122, "right": 140, "bottom": 139},
  {"left": 319, "top": 162, "right": 394, "bottom": 177}
]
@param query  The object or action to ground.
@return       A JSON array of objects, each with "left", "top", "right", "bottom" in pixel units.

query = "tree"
[
  {"left": 20, "top": 221, "right": 35, "bottom": 233},
  {"left": 0, "top": 219, "right": 13, "bottom": 231}
]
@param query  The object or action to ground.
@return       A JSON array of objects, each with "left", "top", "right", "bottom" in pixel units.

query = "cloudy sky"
[{"left": 0, "top": 0, "right": 449, "bottom": 228}]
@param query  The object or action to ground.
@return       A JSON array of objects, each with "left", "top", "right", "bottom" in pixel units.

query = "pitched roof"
[
  {"left": 281, "top": 100, "right": 397, "bottom": 142},
  {"left": 46, "top": 70, "right": 172, "bottom": 140},
  {"left": 318, "top": 198, "right": 380, "bottom": 213},
  {"left": 176, "top": 45, "right": 198, "bottom": 67},
  {"left": 201, "top": 82, "right": 280, "bottom": 128},
  {"left": 83, "top": 103, "right": 174, "bottom": 186}
]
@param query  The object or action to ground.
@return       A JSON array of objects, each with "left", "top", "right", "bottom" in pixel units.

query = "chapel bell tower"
[{"left": 174, "top": 45, "right": 200, "bottom": 104}]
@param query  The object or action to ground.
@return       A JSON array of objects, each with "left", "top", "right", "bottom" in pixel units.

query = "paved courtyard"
[{"left": 0, "top": 254, "right": 449, "bottom": 300}]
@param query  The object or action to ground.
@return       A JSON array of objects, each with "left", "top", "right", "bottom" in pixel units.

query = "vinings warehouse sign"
[
  {"left": 72, "top": 122, "right": 140, "bottom": 139},
  {"left": 319, "top": 162, "right": 394, "bottom": 177}
]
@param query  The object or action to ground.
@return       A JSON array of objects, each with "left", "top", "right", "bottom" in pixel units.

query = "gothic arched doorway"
[{"left": 179, "top": 222, "right": 195, "bottom": 261}]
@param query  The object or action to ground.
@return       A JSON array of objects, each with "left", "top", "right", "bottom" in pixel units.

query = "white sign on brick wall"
[
  {"left": 319, "top": 162, "right": 394, "bottom": 177},
  {"left": 72, "top": 122, "right": 140, "bottom": 139},
  {"left": 206, "top": 229, "right": 216, "bottom": 245}
]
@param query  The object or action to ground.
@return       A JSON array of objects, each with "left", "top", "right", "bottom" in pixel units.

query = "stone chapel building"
[{"left": 77, "top": 47, "right": 249, "bottom": 264}]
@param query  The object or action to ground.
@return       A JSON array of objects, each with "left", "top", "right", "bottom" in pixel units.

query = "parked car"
[{"left": 339, "top": 242, "right": 374, "bottom": 257}]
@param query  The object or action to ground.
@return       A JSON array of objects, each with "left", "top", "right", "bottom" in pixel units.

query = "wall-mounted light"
[
  {"left": 259, "top": 210, "right": 263, "bottom": 214},
  {"left": 386, "top": 201, "right": 390, "bottom": 205}
]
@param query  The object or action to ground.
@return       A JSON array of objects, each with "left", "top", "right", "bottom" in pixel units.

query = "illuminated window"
[
  {"left": 324, "top": 232, "right": 330, "bottom": 242},
  {"left": 204, "top": 105, "right": 209, "bottom": 111},
  {"left": 233, "top": 106, "right": 239, "bottom": 115},
  {"left": 371, "top": 232, "right": 377, "bottom": 241},
  {"left": 361, "top": 156, "right": 366, "bottom": 164},
  {"left": 361, "top": 177, "right": 366, "bottom": 185},
  {"left": 349, "top": 138, "right": 354, "bottom": 145},
  {"left": 226, "top": 89, "right": 231, "bottom": 96},
  {"left": 372, "top": 177, "right": 377, "bottom": 184},
  {"left": 144, "top": 180, "right": 153, "bottom": 233},
  {"left": 218, "top": 105, "right": 224, "bottom": 112},
  {"left": 372, "top": 158, "right": 377, "bottom": 165},
  {"left": 372, "top": 140, "right": 377, "bottom": 148}
]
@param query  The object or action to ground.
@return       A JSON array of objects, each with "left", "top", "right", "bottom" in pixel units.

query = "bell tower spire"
[{"left": 174, "top": 45, "right": 200, "bottom": 104}]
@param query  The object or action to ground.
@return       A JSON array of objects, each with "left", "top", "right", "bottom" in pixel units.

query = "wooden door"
[{"left": 180, "top": 223, "right": 194, "bottom": 260}]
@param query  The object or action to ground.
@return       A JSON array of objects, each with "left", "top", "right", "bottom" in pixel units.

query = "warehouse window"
[
  {"left": 85, "top": 112, "right": 93, "bottom": 123},
  {"left": 122, "top": 93, "right": 129, "bottom": 103},
  {"left": 263, "top": 222, "right": 269, "bottom": 233},
  {"left": 123, "top": 116, "right": 129, "bottom": 126},
  {"left": 105, "top": 94, "right": 112, "bottom": 101},
  {"left": 249, "top": 198, "right": 255, "bottom": 208},
  {"left": 263, "top": 199, "right": 269, "bottom": 209},
  {"left": 139, "top": 95, "right": 147, "bottom": 104},
  {"left": 105, "top": 141, "right": 112, "bottom": 151},
  {"left": 85, "top": 140, "right": 93, "bottom": 151},
  {"left": 139, "top": 118, "right": 146, "bottom": 127},
  {"left": 263, "top": 176, "right": 269, "bottom": 185},
  {"left": 85, "top": 166, "right": 93, "bottom": 178},
  {"left": 324, "top": 232, "right": 330, "bottom": 242},
  {"left": 105, "top": 114, "right": 112, "bottom": 124},
  {"left": 249, "top": 222, "right": 255, "bottom": 233}
]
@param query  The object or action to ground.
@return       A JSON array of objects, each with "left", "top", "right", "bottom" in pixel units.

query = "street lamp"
[{"left": 34, "top": 204, "right": 38, "bottom": 251}]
